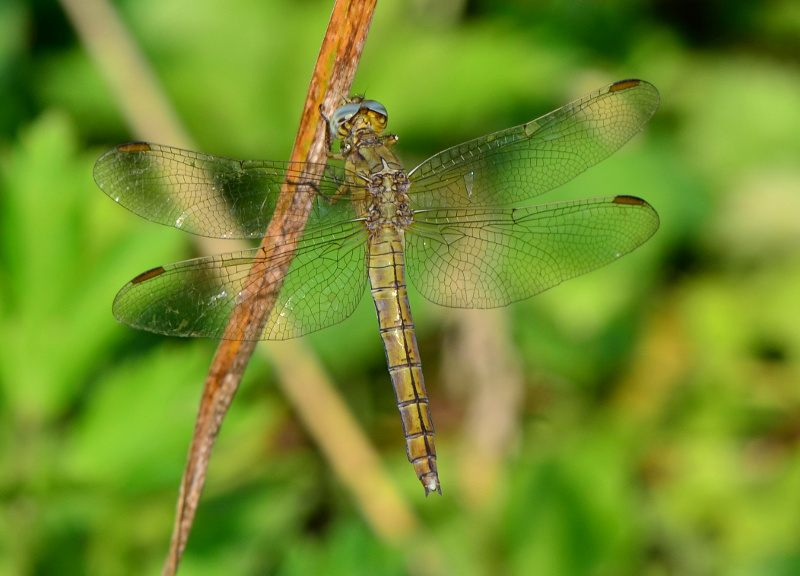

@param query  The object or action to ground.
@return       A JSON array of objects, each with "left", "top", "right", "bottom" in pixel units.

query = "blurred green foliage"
[{"left": 2, "top": 0, "right": 800, "bottom": 575}]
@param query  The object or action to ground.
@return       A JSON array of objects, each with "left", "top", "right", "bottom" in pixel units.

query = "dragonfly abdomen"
[{"left": 368, "top": 228, "right": 441, "bottom": 495}]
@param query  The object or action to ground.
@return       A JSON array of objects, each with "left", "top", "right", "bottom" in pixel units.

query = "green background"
[{"left": 2, "top": 0, "right": 800, "bottom": 574}]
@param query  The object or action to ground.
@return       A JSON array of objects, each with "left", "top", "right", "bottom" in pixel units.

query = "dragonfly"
[{"left": 94, "top": 78, "right": 660, "bottom": 496}]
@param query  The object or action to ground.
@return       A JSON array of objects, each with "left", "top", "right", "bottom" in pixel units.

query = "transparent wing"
[
  {"left": 94, "top": 142, "right": 355, "bottom": 238},
  {"left": 406, "top": 196, "right": 659, "bottom": 308},
  {"left": 112, "top": 219, "right": 370, "bottom": 341},
  {"left": 407, "top": 79, "right": 659, "bottom": 209}
]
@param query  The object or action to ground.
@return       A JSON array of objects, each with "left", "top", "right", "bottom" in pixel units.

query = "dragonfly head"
[{"left": 329, "top": 97, "right": 388, "bottom": 140}]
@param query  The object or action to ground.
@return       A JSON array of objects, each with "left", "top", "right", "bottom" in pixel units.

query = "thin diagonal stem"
[{"left": 160, "top": 2, "right": 378, "bottom": 572}]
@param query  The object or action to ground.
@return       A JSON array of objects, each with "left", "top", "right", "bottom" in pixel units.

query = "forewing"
[
  {"left": 94, "top": 142, "right": 352, "bottom": 238},
  {"left": 112, "top": 220, "right": 369, "bottom": 340},
  {"left": 407, "top": 80, "right": 659, "bottom": 209},
  {"left": 406, "top": 196, "right": 659, "bottom": 308}
]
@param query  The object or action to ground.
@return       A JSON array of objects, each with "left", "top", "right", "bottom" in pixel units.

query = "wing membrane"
[
  {"left": 407, "top": 80, "right": 659, "bottom": 209},
  {"left": 112, "top": 220, "right": 369, "bottom": 340},
  {"left": 94, "top": 142, "right": 354, "bottom": 239},
  {"left": 406, "top": 195, "right": 659, "bottom": 308}
]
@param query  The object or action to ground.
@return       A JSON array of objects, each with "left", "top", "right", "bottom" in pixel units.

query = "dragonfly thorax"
[{"left": 364, "top": 170, "right": 412, "bottom": 232}]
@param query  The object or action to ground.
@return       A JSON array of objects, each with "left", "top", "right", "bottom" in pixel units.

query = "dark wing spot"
[
  {"left": 117, "top": 142, "right": 153, "bottom": 153},
  {"left": 609, "top": 79, "right": 641, "bottom": 92},
  {"left": 131, "top": 266, "right": 166, "bottom": 284},
  {"left": 613, "top": 195, "right": 646, "bottom": 205}
]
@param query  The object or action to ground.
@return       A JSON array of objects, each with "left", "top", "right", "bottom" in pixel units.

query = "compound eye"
[
  {"left": 330, "top": 102, "right": 362, "bottom": 139},
  {"left": 361, "top": 100, "right": 388, "bottom": 132},
  {"left": 361, "top": 100, "right": 387, "bottom": 118}
]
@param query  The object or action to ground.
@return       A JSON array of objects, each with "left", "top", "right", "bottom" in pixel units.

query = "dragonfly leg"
[
  {"left": 319, "top": 104, "right": 344, "bottom": 159},
  {"left": 380, "top": 133, "right": 399, "bottom": 148},
  {"left": 314, "top": 181, "right": 351, "bottom": 206}
]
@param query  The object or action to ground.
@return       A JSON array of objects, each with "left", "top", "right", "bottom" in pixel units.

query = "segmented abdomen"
[{"left": 367, "top": 227, "right": 440, "bottom": 495}]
